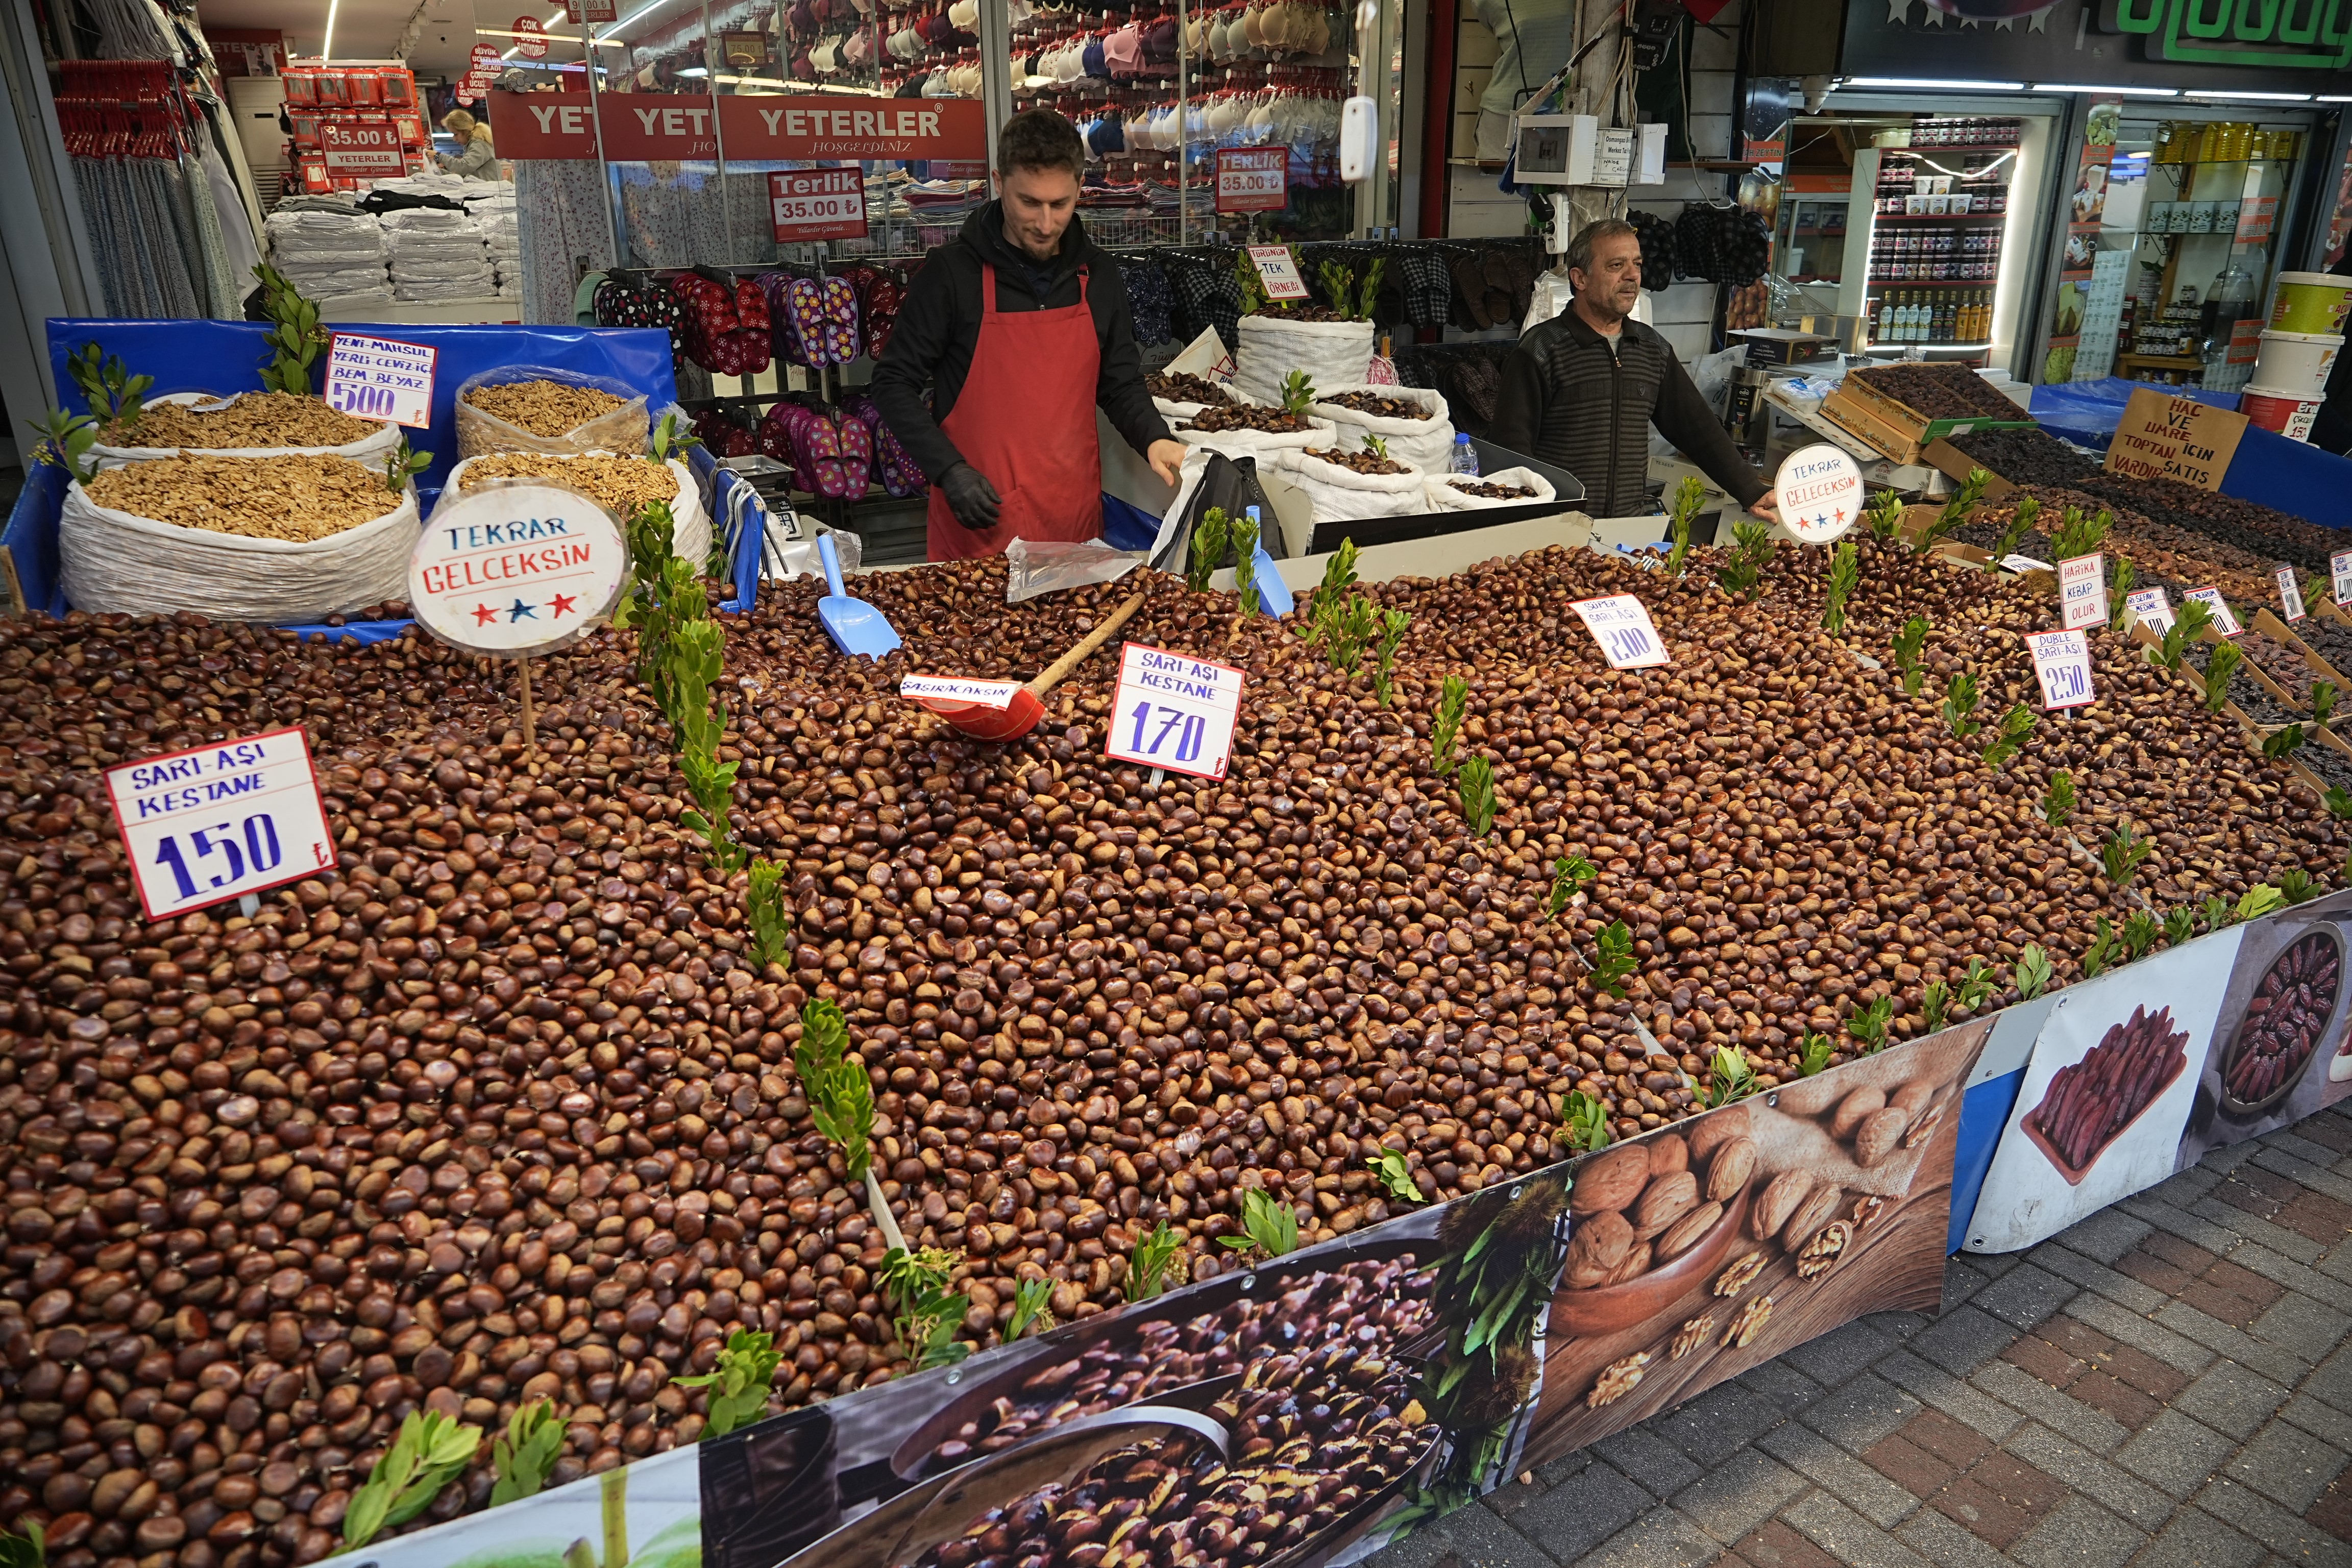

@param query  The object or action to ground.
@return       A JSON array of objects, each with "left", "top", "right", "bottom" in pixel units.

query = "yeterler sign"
[{"left": 485, "top": 89, "right": 986, "bottom": 161}]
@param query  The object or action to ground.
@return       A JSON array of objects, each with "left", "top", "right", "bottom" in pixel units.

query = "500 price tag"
[
  {"left": 1571, "top": 594, "right": 1671, "bottom": 669},
  {"left": 324, "top": 332, "right": 436, "bottom": 429},
  {"left": 104, "top": 728, "right": 336, "bottom": 920},
  {"left": 2024, "top": 629, "right": 2097, "bottom": 711},
  {"left": 1105, "top": 643, "right": 1246, "bottom": 781},
  {"left": 2185, "top": 585, "right": 2242, "bottom": 636}
]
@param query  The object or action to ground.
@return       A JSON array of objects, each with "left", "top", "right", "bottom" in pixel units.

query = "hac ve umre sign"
[
  {"left": 2102, "top": 387, "right": 2247, "bottom": 492},
  {"left": 487, "top": 90, "right": 986, "bottom": 162}
]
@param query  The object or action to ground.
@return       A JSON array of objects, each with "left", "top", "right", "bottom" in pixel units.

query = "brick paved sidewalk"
[{"left": 1374, "top": 1102, "right": 2352, "bottom": 1568}]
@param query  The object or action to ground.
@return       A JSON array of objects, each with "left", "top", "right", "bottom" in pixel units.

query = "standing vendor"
[
  {"left": 1489, "top": 219, "right": 1777, "bottom": 522},
  {"left": 870, "top": 108, "right": 1187, "bottom": 560}
]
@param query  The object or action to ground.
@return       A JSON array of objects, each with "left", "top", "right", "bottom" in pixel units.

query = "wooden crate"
[
  {"left": 1922, "top": 437, "right": 2018, "bottom": 500},
  {"left": 2257, "top": 606, "right": 2352, "bottom": 693},
  {"left": 1835, "top": 370, "right": 2038, "bottom": 446},
  {"left": 1818, "top": 382, "right": 1926, "bottom": 466}
]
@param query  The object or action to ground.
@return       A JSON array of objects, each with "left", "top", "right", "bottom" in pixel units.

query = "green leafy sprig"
[
  {"left": 1431, "top": 674, "right": 1468, "bottom": 776},
  {"left": 1188, "top": 507, "right": 1230, "bottom": 594},
  {"left": 253, "top": 264, "right": 325, "bottom": 396},
  {"left": 1545, "top": 850, "right": 1598, "bottom": 922},
  {"left": 2015, "top": 944, "right": 2054, "bottom": 1001},
  {"left": 1823, "top": 539, "right": 1860, "bottom": 635},
  {"left": 1893, "top": 615, "right": 1929, "bottom": 696},
  {"left": 672, "top": 1329, "right": 781, "bottom": 1438},
  {"left": 1798, "top": 1031, "right": 1833, "bottom": 1076},
  {"left": 2101, "top": 818, "right": 2153, "bottom": 888},
  {"left": 1913, "top": 468, "right": 1990, "bottom": 554},
  {"left": 489, "top": 1400, "right": 564, "bottom": 1508},
  {"left": 2044, "top": 771, "right": 2076, "bottom": 827},
  {"left": 1847, "top": 994, "right": 1894, "bottom": 1052},
  {"left": 343, "top": 1411, "right": 482, "bottom": 1549},
  {"left": 1667, "top": 475, "right": 1706, "bottom": 578},
  {"left": 1125, "top": 1220, "right": 1183, "bottom": 1300},
  {"left": 1005, "top": 1278, "right": 1054, "bottom": 1341},
  {"left": 2263, "top": 724, "right": 2306, "bottom": 760},
  {"left": 65, "top": 342, "right": 151, "bottom": 426},
  {"left": 1705, "top": 1045, "right": 1758, "bottom": 1108},
  {"left": 1980, "top": 703, "right": 2034, "bottom": 770},
  {"left": 1458, "top": 755, "right": 1496, "bottom": 837},
  {"left": 1992, "top": 494, "right": 2040, "bottom": 561},
  {"left": 1558, "top": 1089, "right": 1611, "bottom": 1150},
  {"left": 1232, "top": 509, "right": 1263, "bottom": 618},
  {"left": 1590, "top": 920, "right": 1637, "bottom": 999},
  {"left": 26, "top": 410, "right": 99, "bottom": 484},
  {"left": 1370, "top": 1149, "right": 1427, "bottom": 1203},
  {"left": 1219, "top": 1187, "right": 1300, "bottom": 1258},
  {"left": 383, "top": 436, "right": 432, "bottom": 495},
  {"left": 2203, "top": 638, "right": 2242, "bottom": 714},
  {"left": 1943, "top": 671, "right": 1982, "bottom": 740},
  {"left": 746, "top": 858, "right": 794, "bottom": 971},
  {"left": 1373, "top": 608, "right": 1411, "bottom": 706},
  {"left": 795, "top": 998, "right": 874, "bottom": 1185}
]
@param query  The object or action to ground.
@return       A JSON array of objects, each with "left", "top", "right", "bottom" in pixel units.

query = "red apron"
[{"left": 926, "top": 261, "right": 1105, "bottom": 560}]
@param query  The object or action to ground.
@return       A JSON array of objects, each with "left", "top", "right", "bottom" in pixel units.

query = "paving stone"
[
  {"left": 1736, "top": 1519, "right": 1851, "bottom": 1568},
  {"left": 1533, "top": 1445, "right": 1592, "bottom": 1487},
  {"left": 2011, "top": 1497, "right": 2151, "bottom": 1568},
  {"left": 1865, "top": 1312, "right": 1934, "bottom": 1344},
  {"left": 2247, "top": 1293, "right": 2352, "bottom": 1365},
  {"left": 2178, "top": 1361, "right": 2293, "bottom": 1441},
  {"left": 1785, "top": 1491, "right": 1935, "bottom": 1568},
  {"left": 1761, "top": 1422, "right": 1927, "bottom": 1529},
  {"left": 1916, "top": 1307, "right": 2022, "bottom": 1378},
  {"left": 1787, "top": 1322, "right": 1909, "bottom": 1391},
  {"left": 2275, "top": 1393, "right": 2352, "bottom": 1453},
  {"left": 2308, "top": 1462, "right": 2352, "bottom": 1545},
  {"left": 2185, "top": 1197, "right": 2330, "bottom": 1268},
  {"left": 2071, "top": 1370, "right": 2167, "bottom": 1433},
  {"left": 2062, "top": 1294, "right": 2218, "bottom": 1378},
  {"left": 2248, "top": 1149, "right": 2352, "bottom": 1210},
  {"left": 2220, "top": 1244, "right": 2352, "bottom": 1317},
  {"left": 2126, "top": 1508, "right": 2268, "bottom": 1568},
  {"left": 1597, "top": 1427, "right": 1708, "bottom": 1500},
  {"left": 1978, "top": 1263, "right": 2080, "bottom": 1331},
  {"left": 1581, "top": 1507, "right": 1727, "bottom": 1568},
  {"left": 1392, "top": 1498, "right": 1570, "bottom": 1568},
  {"left": 2120, "top": 1194, "right": 2260, "bottom": 1260},
  {"left": 2006, "top": 1333, "right": 2094, "bottom": 1390},
  {"left": 2003, "top": 1422, "right": 2177, "bottom": 1528},
  {"left": 2104, "top": 1344, "right": 2194, "bottom": 1404},
  {"left": 1945, "top": 1261, "right": 1998, "bottom": 1311},
  {"left": 1865, "top": 1436, "right": 1963, "bottom": 1502},
  {"left": 1878, "top": 1351, "right": 2027, "bottom": 1443},
  {"left": 2112, "top": 1408, "right": 2239, "bottom": 1499},
  {"left": 1973, "top": 1360, "right": 2135, "bottom": 1454},
  {"left": 2192, "top": 1477, "right": 2352, "bottom": 1568},
  {"left": 1662, "top": 1381, "right": 1797, "bottom": 1468},
  {"left": 1928, "top": 1453, "right": 2069, "bottom": 1550},
  {"left": 2035, "top": 1243, "right": 2176, "bottom": 1317},
  {"left": 1740, "top": 1358, "right": 1831, "bottom": 1415},
  {"left": 2153, "top": 1303, "right": 2312, "bottom": 1385},
  {"left": 1804, "top": 1375, "right": 1929, "bottom": 1455},
  {"left": 1675, "top": 1451, "right": 1812, "bottom": 1545},
  {"left": 2223, "top": 1420, "right": 2345, "bottom": 1514},
  {"left": 2057, "top": 1208, "right": 2158, "bottom": 1267},
  {"left": 1895, "top": 1509, "right": 2019, "bottom": 1568},
  {"left": 1506, "top": 1459, "right": 1656, "bottom": 1561}
]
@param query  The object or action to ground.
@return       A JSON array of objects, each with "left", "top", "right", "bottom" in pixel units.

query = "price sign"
[
  {"left": 2059, "top": 552, "right": 2108, "bottom": 631},
  {"left": 2024, "top": 628, "right": 2097, "bottom": 711},
  {"left": 2001, "top": 553, "right": 2054, "bottom": 576},
  {"left": 1571, "top": 594, "right": 1671, "bottom": 670},
  {"left": 2333, "top": 549, "right": 2352, "bottom": 606},
  {"left": 768, "top": 167, "right": 866, "bottom": 242},
  {"left": 1215, "top": 147, "right": 1288, "bottom": 213},
  {"left": 1771, "top": 444, "right": 1861, "bottom": 544},
  {"left": 105, "top": 728, "right": 336, "bottom": 921},
  {"left": 2125, "top": 586, "right": 2174, "bottom": 633},
  {"left": 512, "top": 15, "right": 548, "bottom": 57},
  {"left": 2185, "top": 586, "right": 2241, "bottom": 636},
  {"left": 2277, "top": 566, "right": 2306, "bottom": 622},
  {"left": 563, "top": 0, "right": 616, "bottom": 20},
  {"left": 1246, "top": 244, "right": 1310, "bottom": 302},
  {"left": 323, "top": 333, "right": 436, "bottom": 429},
  {"left": 318, "top": 119, "right": 407, "bottom": 177},
  {"left": 899, "top": 674, "right": 1021, "bottom": 709},
  {"left": 1105, "top": 643, "right": 1246, "bottom": 781},
  {"left": 407, "top": 483, "right": 628, "bottom": 656}
]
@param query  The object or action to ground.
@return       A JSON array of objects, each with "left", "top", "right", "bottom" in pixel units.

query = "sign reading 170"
[{"left": 1105, "top": 643, "right": 1247, "bottom": 781}]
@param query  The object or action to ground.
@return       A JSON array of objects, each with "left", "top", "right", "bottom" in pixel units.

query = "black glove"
[{"left": 940, "top": 462, "right": 1002, "bottom": 529}]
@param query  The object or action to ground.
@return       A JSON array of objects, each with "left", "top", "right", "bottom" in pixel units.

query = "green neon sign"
[{"left": 2114, "top": 0, "right": 2352, "bottom": 67}]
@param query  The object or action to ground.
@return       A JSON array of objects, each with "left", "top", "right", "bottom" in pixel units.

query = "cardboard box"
[{"left": 1731, "top": 328, "right": 1835, "bottom": 366}]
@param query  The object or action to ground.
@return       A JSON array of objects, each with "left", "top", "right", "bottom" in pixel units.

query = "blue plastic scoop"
[{"left": 816, "top": 531, "right": 902, "bottom": 659}]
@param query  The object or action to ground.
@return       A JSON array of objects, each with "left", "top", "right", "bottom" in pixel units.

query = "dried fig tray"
[{"left": 2020, "top": 1004, "right": 2191, "bottom": 1185}]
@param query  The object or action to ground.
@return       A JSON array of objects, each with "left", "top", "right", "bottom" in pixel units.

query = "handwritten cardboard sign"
[{"left": 2102, "top": 387, "right": 2247, "bottom": 492}]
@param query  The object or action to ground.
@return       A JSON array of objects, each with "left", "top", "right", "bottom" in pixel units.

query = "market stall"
[{"left": 8, "top": 300, "right": 2352, "bottom": 1568}]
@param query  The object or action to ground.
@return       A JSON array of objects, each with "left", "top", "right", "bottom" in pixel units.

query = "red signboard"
[
  {"left": 511, "top": 15, "right": 547, "bottom": 58},
  {"left": 769, "top": 167, "right": 867, "bottom": 241},
  {"left": 318, "top": 118, "right": 408, "bottom": 177},
  {"left": 486, "top": 89, "right": 987, "bottom": 163},
  {"left": 1215, "top": 146, "right": 1288, "bottom": 213}
]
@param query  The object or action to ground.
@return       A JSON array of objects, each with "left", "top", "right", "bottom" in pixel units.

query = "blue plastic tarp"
[
  {"left": 2025, "top": 376, "right": 2241, "bottom": 451},
  {"left": 43, "top": 318, "right": 679, "bottom": 494}
]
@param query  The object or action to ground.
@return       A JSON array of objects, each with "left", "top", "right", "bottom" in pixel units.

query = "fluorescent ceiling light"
[
  {"left": 715, "top": 74, "right": 785, "bottom": 86},
  {"left": 1841, "top": 77, "right": 2026, "bottom": 90},
  {"left": 2184, "top": 89, "right": 2312, "bottom": 101},
  {"left": 2033, "top": 83, "right": 2178, "bottom": 96},
  {"left": 322, "top": 0, "right": 340, "bottom": 58},
  {"left": 606, "top": 0, "right": 672, "bottom": 32},
  {"left": 478, "top": 28, "right": 623, "bottom": 44},
  {"left": 2321, "top": 95, "right": 2352, "bottom": 103},
  {"left": 677, "top": 65, "right": 708, "bottom": 75}
]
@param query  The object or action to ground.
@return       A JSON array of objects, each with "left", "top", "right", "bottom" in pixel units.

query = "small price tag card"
[
  {"left": 1106, "top": 643, "right": 1247, "bottom": 781},
  {"left": 2024, "top": 629, "right": 2097, "bottom": 711},
  {"left": 2185, "top": 586, "right": 2242, "bottom": 636},
  {"left": 899, "top": 674, "right": 1021, "bottom": 710},
  {"left": 768, "top": 167, "right": 867, "bottom": 242},
  {"left": 1572, "top": 594, "right": 1672, "bottom": 669},
  {"left": 2277, "top": 566, "right": 2307, "bottom": 622},
  {"left": 2332, "top": 548, "right": 2352, "bottom": 606},
  {"left": 2059, "top": 552, "right": 2108, "bottom": 631},
  {"left": 324, "top": 333, "right": 436, "bottom": 429},
  {"left": 106, "top": 728, "right": 336, "bottom": 920},
  {"left": 1246, "top": 244, "right": 1311, "bottom": 301},
  {"left": 1215, "top": 147, "right": 1288, "bottom": 213},
  {"left": 2125, "top": 586, "right": 2174, "bottom": 633},
  {"left": 2001, "top": 554, "right": 2054, "bottom": 576}
]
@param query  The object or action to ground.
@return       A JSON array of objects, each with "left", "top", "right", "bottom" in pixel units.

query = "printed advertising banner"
[{"left": 485, "top": 91, "right": 987, "bottom": 163}]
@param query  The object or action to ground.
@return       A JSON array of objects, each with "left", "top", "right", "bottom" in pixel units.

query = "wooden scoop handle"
[{"left": 1025, "top": 589, "right": 1148, "bottom": 698}]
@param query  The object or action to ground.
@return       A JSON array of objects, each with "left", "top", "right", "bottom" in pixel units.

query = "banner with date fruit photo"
[
  {"left": 1521, "top": 1017, "right": 1991, "bottom": 1460},
  {"left": 2176, "top": 889, "right": 2352, "bottom": 1171},
  {"left": 1968, "top": 928, "right": 2246, "bottom": 1253}
]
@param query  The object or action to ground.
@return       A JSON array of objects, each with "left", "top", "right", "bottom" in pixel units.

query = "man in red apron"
[{"left": 869, "top": 109, "right": 1187, "bottom": 560}]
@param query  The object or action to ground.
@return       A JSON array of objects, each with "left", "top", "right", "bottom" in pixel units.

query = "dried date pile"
[
  {"left": 0, "top": 533, "right": 2346, "bottom": 1568},
  {"left": 2072, "top": 473, "right": 2341, "bottom": 576},
  {"left": 1144, "top": 374, "right": 1233, "bottom": 408},
  {"left": 1945, "top": 427, "right": 2099, "bottom": 487},
  {"left": 1847, "top": 364, "right": 2024, "bottom": 424}
]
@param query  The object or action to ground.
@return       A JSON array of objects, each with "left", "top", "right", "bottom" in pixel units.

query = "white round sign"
[
  {"left": 407, "top": 482, "right": 627, "bottom": 657},
  {"left": 1773, "top": 443, "right": 1865, "bottom": 545}
]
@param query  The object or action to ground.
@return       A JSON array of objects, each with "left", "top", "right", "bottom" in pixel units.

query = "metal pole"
[
  {"left": 580, "top": 16, "right": 627, "bottom": 263},
  {"left": 979, "top": 0, "right": 1012, "bottom": 175},
  {"left": 1177, "top": 0, "right": 1189, "bottom": 246}
]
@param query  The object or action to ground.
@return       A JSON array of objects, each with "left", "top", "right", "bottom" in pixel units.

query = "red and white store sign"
[
  {"left": 769, "top": 167, "right": 867, "bottom": 241},
  {"left": 486, "top": 90, "right": 986, "bottom": 162},
  {"left": 1215, "top": 146, "right": 1287, "bottom": 213},
  {"left": 318, "top": 118, "right": 408, "bottom": 177},
  {"left": 511, "top": 15, "right": 548, "bottom": 57}
]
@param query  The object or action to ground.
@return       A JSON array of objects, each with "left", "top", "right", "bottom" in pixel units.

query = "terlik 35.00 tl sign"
[{"left": 486, "top": 90, "right": 986, "bottom": 162}]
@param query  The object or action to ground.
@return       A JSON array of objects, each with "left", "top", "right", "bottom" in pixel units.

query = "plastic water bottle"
[{"left": 1450, "top": 434, "right": 1480, "bottom": 477}]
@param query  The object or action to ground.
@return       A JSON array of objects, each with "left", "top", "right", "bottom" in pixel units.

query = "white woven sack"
[
  {"left": 1232, "top": 315, "right": 1376, "bottom": 406},
  {"left": 89, "top": 393, "right": 404, "bottom": 472},
  {"left": 60, "top": 480, "right": 420, "bottom": 622},
  {"left": 1308, "top": 384, "right": 1456, "bottom": 473},
  {"left": 1425, "top": 465, "right": 1557, "bottom": 512},
  {"left": 455, "top": 366, "right": 652, "bottom": 460},
  {"left": 439, "top": 454, "right": 709, "bottom": 568},
  {"left": 1281, "top": 447, "right": 1427, "bottom": 523}
]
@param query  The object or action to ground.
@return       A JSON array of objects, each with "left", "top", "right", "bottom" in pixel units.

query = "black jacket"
[
  {"left": 868, "top": 202, "right": 1170, "bottom": 485},
  {"left": 1488, "top": 309, "right": 1768, "bottom": 518}
]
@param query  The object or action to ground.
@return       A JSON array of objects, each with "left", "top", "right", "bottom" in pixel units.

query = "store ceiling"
[{"left": 195, "top": 0, "right": 576, "bottom": 77}]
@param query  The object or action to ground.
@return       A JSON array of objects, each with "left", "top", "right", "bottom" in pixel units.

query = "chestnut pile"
[
  {"left": 1301, "top": 448, "right": 1411, "bottom": 477},
  {"left": 0, "top": 531, "right": 2345, "bottom": 1568},
  {"left": 1144, "top": 374, "right": 1233, "bottom": 408},
  {"left": 1178, "top": 407, "right": 1312, "bottom": 435},
  {"left": 1320, "top": 394, "right": 1430, "bottom": 422}
]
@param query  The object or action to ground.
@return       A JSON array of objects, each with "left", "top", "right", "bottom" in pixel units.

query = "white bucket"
[
  {"left": 2249, "top": 328, "right": 2343, "bottom": 396},
  {"left": 2240, "top": 384, "right": 2322, "bottom": 443}
]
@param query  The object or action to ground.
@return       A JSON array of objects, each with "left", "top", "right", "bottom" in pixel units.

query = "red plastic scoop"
[{"left": 904, "top": 590, "right": 1147, "bottom": 742}]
